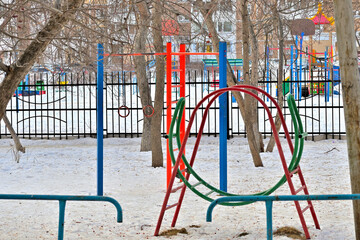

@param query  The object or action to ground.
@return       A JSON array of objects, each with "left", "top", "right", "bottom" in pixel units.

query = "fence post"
[
  {"left": 97, "top": 43, "right": 104, "bottom": 196},
  {"left": 219, "top": 41, "right": 227, "bottom": 192}
]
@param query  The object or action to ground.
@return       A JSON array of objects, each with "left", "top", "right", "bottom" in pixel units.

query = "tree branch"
[{"left": 0, "top": 62, "right": 10, "bottom": 73}]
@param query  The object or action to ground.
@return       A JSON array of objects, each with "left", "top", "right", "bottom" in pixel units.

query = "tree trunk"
[
  {"left": 266, "top": 7, "right": 285, "bottom": 152},
  {"left": 240, "top": 0, "right": 263, "bottom": 166},
  {"left": 150, "top": 0, "right": 165, "bottom": 167},
  {"left": 248, "top": 12, "right": 264, "bottom": 153},
  {"left": 3, "top": 115, "right": 25, "bottom": 156},
  {"left": 333, "top": 1, "right": 360, "bottom": 239},
  {"left": 196, "top": 0, "right": 263, "bottom": 167},
  {"left": 134, "top": 2, "right": 152, "bottom": 152},
  {"left": 0, "top": 0, "right": 84, "bottom": 122}
]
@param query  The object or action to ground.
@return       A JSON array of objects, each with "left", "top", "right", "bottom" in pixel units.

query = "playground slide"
[{"left": 283, "top": 76, "right": 290, "bottom": 95}]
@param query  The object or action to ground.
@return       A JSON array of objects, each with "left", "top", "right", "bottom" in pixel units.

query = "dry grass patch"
[
  {"left": 274, "top": 226, "right": 306, "bottom": 240},
  {"left": 159, "top": 228, "right": 188, "bottom": 237}
]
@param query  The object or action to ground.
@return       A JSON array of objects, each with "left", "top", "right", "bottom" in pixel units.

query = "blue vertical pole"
[
  {"left": 299, "top": 33, "right": 304, "bottom": 101},
  {"left": 265, "top": 200, "right": 273, "bottom": 240},
  {"left": 97, "top": 43, "right": 104, "bottom": 196},
  {"left": 295, "top": 36, "right": 298, "bottom": 100},
  {"left": 15, "top": 89, "right": 19, "bottom": 113},
  {"left": 25, "top": 74, "right": 29, "bottom": 91},
  {"left": 58, "top": 200, "right": 66, "bottom": 240},
  {"left": 325, "top": 48, "right": 329, "bottom": 102},
  {"left": 219, "top": 42, "right": 227, "bottom": 192}
]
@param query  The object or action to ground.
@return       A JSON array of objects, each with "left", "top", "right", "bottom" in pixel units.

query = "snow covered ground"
[{"left": 0, "top": 136, "right": 354, "bottom": 239}]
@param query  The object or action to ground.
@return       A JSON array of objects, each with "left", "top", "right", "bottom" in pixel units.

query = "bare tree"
[
  {"left": 266, "top": 1, "right": 285, "bottom": 152},
  {"left": 151, "top": 0, "right": 165, "bottom": 167},
  {"left": 333, "top": 0, "right": 360, "bottom": 239},
  {"left": 192, "top": 0, "right": 263, "bottom": 167},
  {"left": 133, "top": 1, "right": 153, "bottom": 152},
  {"left": 0, "top": 0, "right": 84, "bottom": 124}
]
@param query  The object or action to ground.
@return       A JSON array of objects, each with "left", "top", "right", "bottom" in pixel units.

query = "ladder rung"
[
  {"left": 302, "top": 204, "right": 311, "bottom": 213},
  {"left": 191, "top": 181, "right": 202, "bottom": 188},
  {"left": 180, "top": 168, "right": 188, "bottom": 173},
  {"left": 299, "top": 132, "right": 308, "bottom": 139},
  {"left": 290, "top": 167, "right": 299, "bottom": 176},
  {"left": 166, "top": 203, "right": 178, "bottom": 210},
  {"left": 295, "top": 185, "right": 306, "bottom": 194},
  {"left": 171, "top": 185, "right": 183, "bottom": 193},
  {"left": 172, "top": 69, "right": 183, "bottom": 72},
  {"left": 173, "top": 148, "right": 178, "bottom": 151},
  {"left": 172, "top": 85, "right": 181, "bottom": 88},
  {"left": 171, "top": 100, "right": 178, "bottom": 104},
  {"left": 205, "top": 190, "right": 214, "bottom": 196}
]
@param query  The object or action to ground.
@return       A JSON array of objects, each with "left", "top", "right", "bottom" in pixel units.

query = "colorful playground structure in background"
[
  {"left": 14, "top": 74, "right": 46, "bottom": 96},
  {"left": 268, "top": 43, "right": 340, "bottom": 102},
  {"left": 13, "top": 64, "right": 70, "bottom": 97},
  {"left": 202, "top": 58, "right": 243, "bottom": 89}
]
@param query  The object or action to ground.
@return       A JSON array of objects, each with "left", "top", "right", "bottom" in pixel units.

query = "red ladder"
[{"left": 286, "top": 165, "right": 320, "bottom": 239}]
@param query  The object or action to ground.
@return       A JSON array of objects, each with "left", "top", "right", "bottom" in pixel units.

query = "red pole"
[
  {"left": 179, "top": 44, "right": 186, "bottom": 176},
  {"left": 166, "top": 42, "right": 172, "bottom": 188}
]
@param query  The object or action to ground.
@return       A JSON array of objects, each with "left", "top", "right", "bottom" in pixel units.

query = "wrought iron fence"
[{"left": 0, "top": 68, "right": 345, "bottom": 140}]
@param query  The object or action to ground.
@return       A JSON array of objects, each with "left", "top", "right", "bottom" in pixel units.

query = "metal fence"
[{"left": 0, "top": 68, "right": 345, "bottom": 140}]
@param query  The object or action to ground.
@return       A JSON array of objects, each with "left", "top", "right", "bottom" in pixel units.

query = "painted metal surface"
[
  {"left": 219, "top": 42, "right": 228, "bottom": 192},
  {"left": 0, "top": 194, "right": 122, "bottom": 240},
  {"left": 97, "top": 43, "right": 104, "bottom": 196},
  {"left": 155, "top": 90, "right": 320, "bottom": 237},
  {"left": 207, "top": 194, "right": 360, "bottom": 240},
  {"left": 155, "top": 85, "right": 299, "bottom": 236}
]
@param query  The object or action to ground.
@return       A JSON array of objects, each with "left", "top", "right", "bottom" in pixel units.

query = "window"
[
  {"left": 218, "top": 22, "right": 223, "bottom": 32},
  {"left": 223, "top": 22, "right": 232, "bottom": 32},
  {"left": 217, "top": 22, "right": 232, "bottom": 32}
]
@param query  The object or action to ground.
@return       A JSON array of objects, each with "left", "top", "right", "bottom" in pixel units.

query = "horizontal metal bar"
[
  {"left": 0, "top": 194, "right": 122, "bottom": 222},
  {"left": 171, "top": 186, "right": 183, "bottom": 193},
  {"left": 166, "top": 203, "right": 178, "bottom": 210},
  {"left": 295, "top": 185, "right": 306, "bottom": 194},
  {"left": 302, "top": 204, "right": 311, "bottom": 213},
  {"left": 103, "top": 52, "right": 219, "bottom": 57},
  {"left": 207, "top": 194, "right": 360, "bottom": 240},
  {"left": 207, "top": 194, "right": 360, "bottom": 222},
  {"left": 290, "top": 167, "right": 299, "bottom": 176}
]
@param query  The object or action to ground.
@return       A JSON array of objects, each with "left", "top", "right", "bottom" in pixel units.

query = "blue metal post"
[
  {"left": 295, "top": 36, "right": 298, "bottom": 100},
  {"left": 265, "top": 200, "right": 273, "bottom": 240},
  {"left": 299, "top": 33, "right": 304, "bottom": 101},
  {"left": 325, "top": 48, "right": 329, "bottom": 102},
  {"left": 58, "top": 200, "right": 66, "bottom": 240},
  {"left": 219, "top": 42, "right": 227, "bottom": 192},
  {"left": 15, "top": 89, "right": 19, "bottom": 112},
  {"left": 25, "top": 74, "right": 29, "bottom": 91},
  {"left": 97, "top": 43, "right": 104, "bottom": 196}
]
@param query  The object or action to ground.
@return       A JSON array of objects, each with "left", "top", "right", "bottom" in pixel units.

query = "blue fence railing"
[
  {"left": 0, "top": 194, "right": 122, "bottom": 240},
  {"left": 206, "top": 194, "right": 360, "bottom": 240}
]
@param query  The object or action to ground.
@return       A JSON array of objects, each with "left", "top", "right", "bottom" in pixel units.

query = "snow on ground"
[{"left": 0, "top": 136, "right": 354, "bottom": 239}]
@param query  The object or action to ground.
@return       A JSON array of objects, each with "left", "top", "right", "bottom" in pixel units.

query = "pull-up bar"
[
  {"left": 96, "top": 43, "right": 225, "bottom": 196},
  {"left": 104, "top": 52, "right": 219, "bottom": 57}
]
